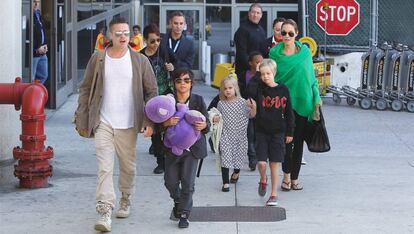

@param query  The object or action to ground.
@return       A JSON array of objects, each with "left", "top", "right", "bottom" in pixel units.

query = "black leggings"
[
  {"left": 221, "top": 167, "right": 240, "bottom": 184},
  {"left": 282, "top": 111, "right": 308, "bottom": 180}
]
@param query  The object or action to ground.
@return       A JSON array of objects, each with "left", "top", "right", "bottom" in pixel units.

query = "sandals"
[
  {"left": 281, "top": 181, "right": 291, "bottom": 191},
  {"left": 291, "top": 183, "right": 303, "bottom": 190},
  {"left": 230, "top": 172, "right": 240, "bottom": 184},
  {"left": 222, "top": 183, "right": 230, "bottom": 192}
]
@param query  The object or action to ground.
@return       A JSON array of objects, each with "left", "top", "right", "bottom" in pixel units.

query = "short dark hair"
[
  {"left": 143, "top": 23, "right": 160, "bottom": 39},
  {"left": 248, "top": 51, "right": 262, "bottom": 62},
  {"left": 109, "top": 17, "right": 128, "bottom": 31},
  {"left": 132, "top": 25, "right": 141, "bottom": 31},
  {"left": 172, "top": 67, "right": 194, "bottom": 81},
  {"left": 169, "top": 11, "right": 185, "bottom": 20},
  {"left": 273, "top": 17, "right": 286, "bottom": 28}
]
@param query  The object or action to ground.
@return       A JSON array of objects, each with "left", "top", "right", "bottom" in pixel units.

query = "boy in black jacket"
[
  {"left": 162, "top": 68, "right": 210, "bottom": 228},
  {"left": 247, "top": 59, "right": 294, "bottom": 206}
]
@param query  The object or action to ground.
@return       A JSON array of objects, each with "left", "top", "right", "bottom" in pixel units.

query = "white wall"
[{"left": 0, "top": 0, "right": 22, "bottom": 182}]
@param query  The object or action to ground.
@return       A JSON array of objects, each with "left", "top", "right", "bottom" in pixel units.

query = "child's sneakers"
[
  {"left": 266, "top": 196, "right": 278, "bottom": 206},
  {"left": 258, "top": 179, "right": 267, "bottom": 197},
  {"left": 178, "top": 213, "right": 189, "bottom": 228}
]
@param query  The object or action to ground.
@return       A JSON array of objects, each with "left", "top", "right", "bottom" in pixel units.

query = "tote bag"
[{"left": 304, "top": 107, "right": 330, "bottom": 153}]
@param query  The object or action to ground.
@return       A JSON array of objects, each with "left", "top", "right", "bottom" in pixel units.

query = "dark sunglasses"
[
  {"left": 149, "top": 38, "right": 161, "bottom": 44},
  {"left": 281, "top": 31, "right": 295, "bottom": 37},
  {"left": 174, "top": 78, "right": 191, "bottom": 84}
]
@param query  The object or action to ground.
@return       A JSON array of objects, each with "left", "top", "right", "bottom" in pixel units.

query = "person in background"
[
  {"left": 131, "top": 25, "right": 144, "bottom": 51},
  {"left": 32, "top": 0, "right": 48, "bottom": 84},
  {"left": 269, "top": 19, "right": 322, "bottom": 191},
  {"left": 265, "top": 17, "right": 286, "bottom": 55},
  {"left": 162, "top": 68, "right": 209, "bottom": 229},
  {"left": 95, "top": 26, "right": 109, "bottom": 52},
  {"left": 161, "top": 11, "right": 195, "bottom": 69},
  {"left": 76, "top": 17, "right": 158, "bottom": 232},
  {"left": 141, "top": 23, "right": 176, "bottom": 174},
  {"left": 234, "top": 3, "right": 267, "bottom": 171}
]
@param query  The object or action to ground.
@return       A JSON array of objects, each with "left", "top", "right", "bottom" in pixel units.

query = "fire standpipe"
[{"left": 0, "top": 77, "right": 53, "bottom": 188}]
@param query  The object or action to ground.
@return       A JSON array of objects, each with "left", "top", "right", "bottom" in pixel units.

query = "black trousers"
[
  {"left": 247, "top": 118, "right": 257, "bottom": 165},
  {"left": 164, "top": 150, "right": 199, "bottom": 217},
  {"left": 151, "top": 131, "right": 165, "bottom": 166},
  {"left": 282, "top": 111, "right": 308, "bottom": 180}
]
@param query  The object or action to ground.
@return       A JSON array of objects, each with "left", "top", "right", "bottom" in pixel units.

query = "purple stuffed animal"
[
  {"left": 164, "top": 103, "right": 206, "bottom": 156},
  {"left": 144, "top": 95, "right": 176, "bottom": 123},
  {"left": 144, "top": 95, "right": 206, "bottom": 156}
]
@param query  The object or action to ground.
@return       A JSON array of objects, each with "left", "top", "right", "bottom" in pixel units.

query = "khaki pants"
[{"left": 95, "top": 122, "right": 138, "bottom": 208}]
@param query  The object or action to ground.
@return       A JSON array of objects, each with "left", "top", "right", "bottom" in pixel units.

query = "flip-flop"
[
  {"left": 291, "top": 183, "right": 303, "bottom": 190},
  {"left": 281, "top": 181, "right": 291, "bottom": 191}
]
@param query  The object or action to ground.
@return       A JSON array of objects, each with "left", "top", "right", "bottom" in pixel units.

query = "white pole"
[{"left": 205, "top": 45, "right": 211, "bottom": 86}]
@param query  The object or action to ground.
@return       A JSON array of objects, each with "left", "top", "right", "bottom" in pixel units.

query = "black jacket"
[
  {"left": 234, "top": 20, "right": 267, "bottom": 97},
  {"left": 164, "top": 94, "right": 210, "bottom": 159},
  {"left": 33, "top": 10, "right": 46, "bottom": 57},
  {"left": 161, "top": 32, "right": 195, "bottom": 69}
]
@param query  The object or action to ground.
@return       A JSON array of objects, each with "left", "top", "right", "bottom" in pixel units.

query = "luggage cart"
[{"left": 400, "top": 47, "right": 414, "bottom": 112}]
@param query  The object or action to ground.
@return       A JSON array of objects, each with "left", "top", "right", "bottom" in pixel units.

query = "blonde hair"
[
  {"left": 219, "top": 75, "right": 241, "bottom": 100},
  {"left": 259, "top": 59, "right": 277, "bottom": 76}
]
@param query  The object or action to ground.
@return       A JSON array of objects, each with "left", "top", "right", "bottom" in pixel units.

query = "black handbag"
[{"left": 304, "top": 107, "right": 330, "bottom": 153}]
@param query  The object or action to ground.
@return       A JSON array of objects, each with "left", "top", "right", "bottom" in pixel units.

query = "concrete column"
[{"left": 0, "top": 0, "right": 22, "bottom": 184}]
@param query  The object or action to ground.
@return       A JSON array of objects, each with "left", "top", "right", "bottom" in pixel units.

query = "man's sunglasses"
[
  {"left": 174, "top": 78, "right": 191, "bottom": 84},
  {"left": 149, "top": 38, "right": 161, "bottom": 44},
  {"left": 281, "top": 31, "right": 295, "bottom": 37},
  {"left": 114, "top": 31, "right": 130, "bottom": 37}
]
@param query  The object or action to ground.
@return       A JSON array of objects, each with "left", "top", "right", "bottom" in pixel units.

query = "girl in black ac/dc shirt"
[{"left": 247, "top": 59, "right": 294, "bottom": 207}]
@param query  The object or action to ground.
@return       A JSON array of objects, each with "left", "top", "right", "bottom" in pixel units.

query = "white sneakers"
[
  {"left": 116, "top": 193, "right": 131, "bottom": 218},
  {"left": 94, "top": 202, "right": 112, "bottom": 232},
  {"left": 94, "top": 193, "right": 131, "bottom": 232}
]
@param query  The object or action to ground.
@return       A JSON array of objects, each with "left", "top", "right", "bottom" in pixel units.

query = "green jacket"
[{"left": 269, "top": 41, "right": 321, "bottom": 118}]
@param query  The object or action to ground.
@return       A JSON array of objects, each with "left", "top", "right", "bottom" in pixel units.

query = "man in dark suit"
[
  {"left": 32, "top": 0, "right": 48, "bottom": 84},
  {"left": 162, "top": 68, "right": 209, "bottom": 229},
  {"left": 161, "top": 11, "right": 195, "bottom": 69}
]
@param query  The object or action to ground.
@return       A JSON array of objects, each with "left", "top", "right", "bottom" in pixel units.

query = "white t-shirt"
[{"left": 100, "top": 50, "right": 135, "bottom": 129}]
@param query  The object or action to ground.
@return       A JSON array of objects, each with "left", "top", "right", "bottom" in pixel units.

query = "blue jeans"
[{"left": 32, "top": 54, "right": 48, "bottom": 84}]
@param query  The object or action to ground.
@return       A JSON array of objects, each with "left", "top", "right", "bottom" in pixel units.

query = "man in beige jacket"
[{"left": 76, "top": 17, "right": 157, "bottom": 232}]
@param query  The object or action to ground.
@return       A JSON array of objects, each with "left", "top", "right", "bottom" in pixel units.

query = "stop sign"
[{"left": 316, "top": 0, "right": 360, "bottom": 35}]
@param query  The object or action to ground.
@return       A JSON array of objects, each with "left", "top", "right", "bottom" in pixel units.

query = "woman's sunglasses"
[
  {"left": 174, "top": 78, "right": 191, "bottom": 84},
  {"left": 281, "top": 31, "right": 295, "bottom": 37},
  {"left": 149, "top": 38, "right": 161, "bottom": 44}
]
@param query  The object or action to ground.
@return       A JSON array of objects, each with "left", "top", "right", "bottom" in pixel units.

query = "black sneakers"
[
  {"left": 178, "top": 217, "right": 189, "bottom": 228},
  {"left": 170, "top": 202, "right": 180, "bottom": 221},
  {"left": 153, "top": 165, "right": 164, "bottom": 174}
]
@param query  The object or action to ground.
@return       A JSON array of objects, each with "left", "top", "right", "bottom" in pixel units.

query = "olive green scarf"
[{"left": 269, "top": 41, "right": 321, "bottom": 118}]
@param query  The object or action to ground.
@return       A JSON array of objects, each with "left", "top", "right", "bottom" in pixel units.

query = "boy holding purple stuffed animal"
[{"left": 161, "top": 67, "right": 210, "bottom": 228}]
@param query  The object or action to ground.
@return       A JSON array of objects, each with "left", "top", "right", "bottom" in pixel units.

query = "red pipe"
[{"left": 0, "top": 77, "right": 53, "bottom": 188}]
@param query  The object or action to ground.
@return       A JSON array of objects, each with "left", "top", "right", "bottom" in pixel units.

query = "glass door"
[{"left": 160, "top": 6, "right": 204, "bottom": 71}]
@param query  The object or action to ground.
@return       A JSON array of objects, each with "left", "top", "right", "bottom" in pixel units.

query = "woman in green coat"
[{"left": 269, "top": 19, "right": 322, "bottom": 191}]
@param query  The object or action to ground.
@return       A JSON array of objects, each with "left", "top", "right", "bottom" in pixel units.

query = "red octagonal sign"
[{"left": 316, "top": 0, "right": 360, "bottom": 36}]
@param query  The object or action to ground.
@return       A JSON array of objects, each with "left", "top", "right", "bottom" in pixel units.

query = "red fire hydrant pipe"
[{"left": 0, "top": 77, "right": 53, "bottom": 188}]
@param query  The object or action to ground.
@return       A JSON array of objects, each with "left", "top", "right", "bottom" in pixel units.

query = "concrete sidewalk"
[{"left": 1, "top": 82, "right": 414, "bottom": 234}]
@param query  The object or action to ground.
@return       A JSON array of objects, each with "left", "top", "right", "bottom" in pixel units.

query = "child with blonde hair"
[
  {"left": 247, "top": 59, "right": 294, "bottom": 206},
  {"left": 212, "top": 76, "right": 256, "bottom": 192}
]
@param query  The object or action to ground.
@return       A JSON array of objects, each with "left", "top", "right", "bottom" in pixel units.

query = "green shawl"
[{"left": 269, "top": 41, "right": 321, "bottom": 118}]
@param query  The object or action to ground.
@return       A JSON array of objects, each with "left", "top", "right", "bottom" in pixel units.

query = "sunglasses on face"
[
  {"left": 149, "top": 38, "right": 161, "bottom": 44},
  {"left": 281, "top": 31, "right": 295, "bottom": 37},
  {"left": 114, "top": 31, "right": 130, "bottom": 37},
  {"left": 174, "top": 78, "right": 191, "bottom": 84}
]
